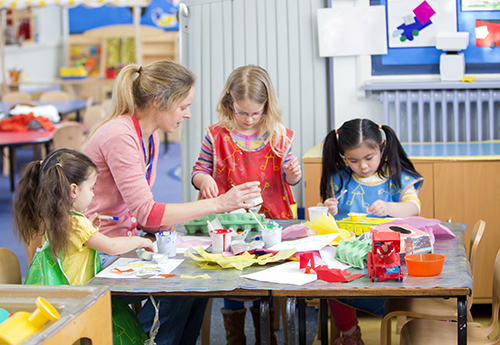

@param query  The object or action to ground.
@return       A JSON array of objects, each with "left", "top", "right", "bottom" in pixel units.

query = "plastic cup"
[
  {"left": 211, "top": 229, "right": 232, "bottom": 253},
  {"left": 262, "top": 224, "right": 282, "bottom": 249},
  {"left": 155, "top": 231, "right": 177, "bottom": 257},
  {"left": 308, "top": 206, "right": 329, "bottom": 220}
]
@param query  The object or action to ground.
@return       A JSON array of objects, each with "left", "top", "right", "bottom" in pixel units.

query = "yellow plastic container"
[
  {"left": 337, "top": 216, "right": 393, "bottom": 236},
  {"left": 60, "top": 66, "right": 88, "bottom": 80},
  {"left": 0, "top": 297, "right": 59, "bottom": 345}
]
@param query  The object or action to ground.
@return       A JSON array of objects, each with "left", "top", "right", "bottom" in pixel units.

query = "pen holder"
[{"left": 155, "top": 231, "right": 177, "bottom": 258}]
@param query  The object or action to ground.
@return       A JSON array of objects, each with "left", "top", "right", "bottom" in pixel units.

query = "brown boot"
[
  {"left": 221, "top": 308, "right": 247, "bottom": 345},
  {"left": 250, "top": 306, "right": 278, "bottom": 345}
]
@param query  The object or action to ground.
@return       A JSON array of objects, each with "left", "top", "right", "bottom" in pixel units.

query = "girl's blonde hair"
[
  {"left": 13, "top": 149, "right": 97, "bottom": 257},
  {"left": 88, "top": 60, "right": 196, "bottom": 138},
  {"left": 216, "top": 65, "right": 287, "bottom": 156}
]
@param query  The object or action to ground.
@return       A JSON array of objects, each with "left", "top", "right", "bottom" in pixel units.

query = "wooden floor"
[{"left": 312, "top": 304, "right": 495, "bottom": 345}]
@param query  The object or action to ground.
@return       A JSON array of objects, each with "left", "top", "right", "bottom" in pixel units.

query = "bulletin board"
[
  {"left": 371, "top": 0, "right": 500, "bottom": 75},
  {"left": 69, "top": 0, "right": 179, "bottom": 33}
]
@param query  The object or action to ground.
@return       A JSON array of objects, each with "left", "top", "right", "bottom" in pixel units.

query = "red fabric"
[
  {"left": 0, "top": 113, "right": 54, "bottom": 132},
  {"left": 208, "top": 125, "right": 296, "bottom": 219},
  {"left": 328, "top": 300, "right": 358, "bottom": 332}
]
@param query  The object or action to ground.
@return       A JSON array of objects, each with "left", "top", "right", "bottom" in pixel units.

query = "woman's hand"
[
  {"left": 323, "top": 198, "right": 339, "bottom": 216},
  {"left": 283, "top": 156, "right": 302, "bottom": 185},
  {"left": 215, "top": 181, "right": 261, "bottom": 213},
  {"left": 199, "top": 176, "right": 219, "bottom": 199}
]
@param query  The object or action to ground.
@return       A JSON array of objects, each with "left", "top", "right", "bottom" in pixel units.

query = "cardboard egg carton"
[{"left": 183, "top": 213, "right": 268, "bottom": 234}]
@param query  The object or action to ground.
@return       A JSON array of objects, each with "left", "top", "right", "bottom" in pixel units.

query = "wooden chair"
[
  {"left": 52, "top": 122, "right": 85, "bottom": 151},
  {"left": 400, "top": 246, "right": 500, "bottom": 345},
  {"left": 39, "top": 90, "right": 71, "bottom": 102},
  {"left": 380, "top": 219, "right": 486, "bottom": 345},
  {"left": 100, "top": 99, "right": 112, "bottom": 116},
  {"left": 1, "top": 91, "right": 31, "bottom": 102},
  {"left": 0, "top": 248, "right": 22, "bottom": 284},
  {"left": 83, "top": 104, "right": 106, "bottom": 132}
]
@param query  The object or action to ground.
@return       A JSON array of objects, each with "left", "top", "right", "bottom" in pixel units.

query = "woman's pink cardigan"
[{"left": 84, "top": 115, "right": 166, "bottom": 237}]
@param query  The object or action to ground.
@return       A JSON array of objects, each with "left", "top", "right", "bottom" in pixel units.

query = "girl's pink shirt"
[{"left": 83, "top": 115, "right": 166, "bottom": 237}]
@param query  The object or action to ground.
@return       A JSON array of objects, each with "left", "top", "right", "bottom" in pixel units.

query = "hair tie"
[
  {"left": 56, "top": 163, "right": 62, "bottom": 167},
  {"left": 137, "top": 66, "right": 142, "bottom": 74},
  {"left": 378, "top": 124, "right": 382, "bottom": 129},
  {"left": 335, "top": 129, "right": 338, "bottom": 135},
  {"left": 40, "top": 160, "right": 43, "bottom": 165}
]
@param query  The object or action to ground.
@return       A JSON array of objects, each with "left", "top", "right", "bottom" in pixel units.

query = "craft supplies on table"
[
  {"left": 183, "top": 212, "right": 268, "bottom": 234},
  {"left": 155, "top": 231, "right": 177, "bottom": 257},
  {"left": 371, "top": 223, "right": 433, "bottom": 255}
]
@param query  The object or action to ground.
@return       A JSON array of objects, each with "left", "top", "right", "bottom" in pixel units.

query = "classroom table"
[
  {"left": 273, "top": 222, "right": 471, "bottom": 345},
  {"left": 0, "top": 100, "right": 88, "bottom": 122},
  {"left": 87, "top": 225, "right": 281, "bottom": 345},
  {"left": 0, "top": 130, "right": 53, "bottom": 192}
]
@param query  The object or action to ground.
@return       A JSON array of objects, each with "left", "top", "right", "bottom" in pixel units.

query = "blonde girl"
[{"left": 192, "top": 65, "right": 301, "bottom": 221}]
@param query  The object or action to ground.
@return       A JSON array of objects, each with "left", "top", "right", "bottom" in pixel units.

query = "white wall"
[{"left": 1, "top": 6, "right": 66, "bottom": 92}]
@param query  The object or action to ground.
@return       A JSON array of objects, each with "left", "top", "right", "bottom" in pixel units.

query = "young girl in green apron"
[{"left": 13, "top": 148, "right": 154, "bottom": 344}]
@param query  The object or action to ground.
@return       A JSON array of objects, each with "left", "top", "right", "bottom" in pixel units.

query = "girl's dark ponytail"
[{"left": 320, "top": 129, "right": 347, "bottom": 201}]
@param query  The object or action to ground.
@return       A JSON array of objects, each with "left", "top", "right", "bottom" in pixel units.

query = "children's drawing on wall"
[
  {"left": 463, "top": 0, "right": 500, "bottom": 11},
  {"left": 387, "top": 0, "right": 457, "bottom": 48},
  {"left": 476, "top": 20, "right": 500, "bottom": 47}
]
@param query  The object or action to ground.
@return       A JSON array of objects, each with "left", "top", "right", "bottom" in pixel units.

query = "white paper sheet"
[
  {"left": 242, "top": 261, "right": 317, "bottom": 286},
  {"left": 267, "top": 234, "right": 339, "bottom": 252},
  {"left": 96, "top": 257, "right": 184, "bottom": 279},
  {"left": 319, "top": 246, "right": 351, "bottom": 271}
]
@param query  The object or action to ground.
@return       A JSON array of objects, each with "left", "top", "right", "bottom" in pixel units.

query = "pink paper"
[
  {"left": 176, "top": 236, "right": 212, "bottom": 248},
  {"left": 413, "top": 1, "right": 436, "bottom": 24},
  {"left": 282, "top": 223, "right": 318, "bottom": 240},
  {"left": 384, "top": 216, "right": 455, "bottom": 239}
]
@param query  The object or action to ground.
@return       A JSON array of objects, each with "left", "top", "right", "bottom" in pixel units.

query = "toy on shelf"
[
  {"left": 367, "top": 230, "right": 404, "bottom": 282},
  {"left": 60, "top": 66, "right": 88, "bottom": 80},
  {"left": 0, "top": 297, "right": 60, "bottom": 345}
]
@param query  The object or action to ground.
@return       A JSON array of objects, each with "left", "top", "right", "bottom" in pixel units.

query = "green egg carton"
[{"left": 183, "top": 213, "right": 269, "bottom": 234}]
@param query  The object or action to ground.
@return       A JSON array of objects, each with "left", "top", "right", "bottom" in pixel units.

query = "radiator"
[{"left": 376, "top": 89, "right": 500, "bottom": 143}]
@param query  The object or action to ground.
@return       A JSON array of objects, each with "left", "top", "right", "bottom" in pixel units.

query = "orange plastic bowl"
[{"left": 405, "top": 253, "right": 445, "bottom": 277}]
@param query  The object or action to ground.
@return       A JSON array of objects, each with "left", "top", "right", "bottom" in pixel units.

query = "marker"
[{"left": 98, "top": 215, "right": 119, "bottom": 221}]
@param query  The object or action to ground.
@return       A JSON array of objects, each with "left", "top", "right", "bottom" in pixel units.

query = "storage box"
[
  {"left": 371, "top": 223, "right": 433, "bottom": 255},
  {"left": 337, "top": 217, "right": 393, "bottom": 236},
  {"left": 0, "top": 285, "right": 112, "bottom": 345},
  {"left": 183, "top": 213, "right": 268, "bottom": 234}
]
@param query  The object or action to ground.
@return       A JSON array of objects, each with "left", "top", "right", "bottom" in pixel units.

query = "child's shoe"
[{"left": 333, "top": 326, "right": 365, "bottom": 345}]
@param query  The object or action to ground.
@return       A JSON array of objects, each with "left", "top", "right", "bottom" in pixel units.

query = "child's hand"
[
  {"left": 140, "top": 238, "right": 155, "bottom": 252},
  {"left": 283, "top": 156, "right": 302, "bottom": 185},
  {"left": 323, "top": 198, "right": 339, "bottom": 216},
  {"left": 89, "top": 213, "right": 100, "bottom": 228},
  {"left": 200, "top": 176, "right": 219, "bottom": 199},
  {"left": 367, "top": 200, "right": 389, "bottom": 217}
]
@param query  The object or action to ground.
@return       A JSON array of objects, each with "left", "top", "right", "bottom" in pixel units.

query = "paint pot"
[
  {"left": 210, "top": 229, "right": 232, "bottom": 253},
  {"left": 261, "top": 224, "right": 282, "bottom": 249},
  {"left": 155, "top": 231, "right": 177, "bottom": 258}
]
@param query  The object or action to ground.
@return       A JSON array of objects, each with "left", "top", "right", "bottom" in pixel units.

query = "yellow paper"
[
  {"left": 303, "top": 213, "right": 351, "bottom": 244},
  {"left": 180, "top": 274, "right": 211, "bottom": 279}
]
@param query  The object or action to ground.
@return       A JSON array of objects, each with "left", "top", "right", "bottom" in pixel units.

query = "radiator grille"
[{"left": 377, "top": 89, "right": 500, "bottom": 142}]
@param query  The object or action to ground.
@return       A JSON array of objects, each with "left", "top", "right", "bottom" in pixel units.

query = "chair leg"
[
  {"left": 330, "top": 313, "right": 340, "bottom": 345},
  {"left": 396, "top": 316, "right": 406, "bottom": 334},
  {"left": 380, "top": 314, "right": 392, "bottom": 345},
  {"left": 131, "top": 302, "right": 142, "bottom": 315},
  {"left": 273, "top": 297, "right": 281, "bottom": 331},
  {"left": 200, "top": 298, "right": 213, "bottom": 345}
]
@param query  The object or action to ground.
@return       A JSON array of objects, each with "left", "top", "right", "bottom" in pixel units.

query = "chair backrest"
[
  {"left": 100, "top": 99, "right": 112, "bottom": 116},
  {"left": 52, "top": 122, "right": 84, "bottom": 151},
  {"left": 0, "top": 248, "right": 22, "bottom": 284},
  {"left": 39, "top": 90, "right": 71, "bottom": 102},
  {"left": 482, "top": 248, "right": 500, "bottom": 340},
  {"left": 2, "top": 91, "right": 31, "bottom": 102},
  {"left": 467, "top": 220, "right": 486, "bottom": 309},
  {"left": 83, "top": 104, "right": 106, "bottom": 132}
]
